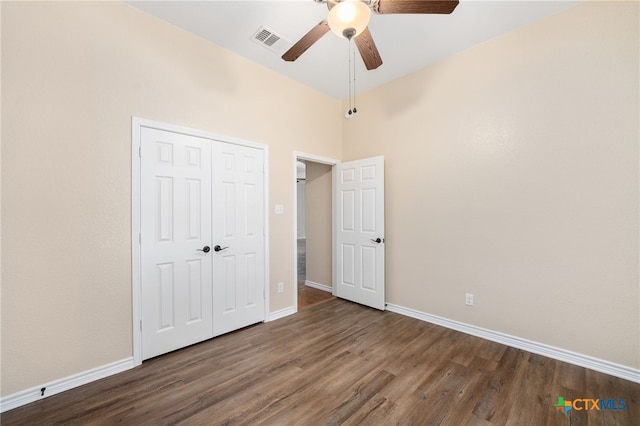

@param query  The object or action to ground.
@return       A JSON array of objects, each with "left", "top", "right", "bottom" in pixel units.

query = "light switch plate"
[{"left": 274, "top": 204, "right": 284, "bottom": 215}]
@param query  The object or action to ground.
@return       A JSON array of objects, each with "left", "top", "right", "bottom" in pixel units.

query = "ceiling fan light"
[{"left": 327, "top": 0, "right": 371, "bottom": 39}]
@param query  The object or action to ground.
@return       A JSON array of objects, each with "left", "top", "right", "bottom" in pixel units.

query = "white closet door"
[
  {"left": 212, "top": 142, "right": 266, "bottom": 336},
  {"left": 140, "top": 127, "right": 214, "bottom": 360}
]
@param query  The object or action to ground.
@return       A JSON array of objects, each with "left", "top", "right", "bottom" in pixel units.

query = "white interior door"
[
  {"left": 334, "top": 156, "right": 385, "bottom": 310},
  {"left": 212, "top": 143, "right": 266, "bottom": 336},
  {"left": 140, "top": 127, "right": 214, "bottom": 359}
]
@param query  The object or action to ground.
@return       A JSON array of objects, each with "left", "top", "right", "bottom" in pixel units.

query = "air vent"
[
  {"left": 251, "top": 26, "right": 291, "bottom": 54},
  {"left": 256, "top": 28, "right": 280, "bottom": 46}
]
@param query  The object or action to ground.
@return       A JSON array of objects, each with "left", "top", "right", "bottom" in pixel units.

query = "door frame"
[
  {"left": 132, "top": 117, "right": 270, "bottom": 366},
  {"left": 292, "top": 152, "right": 339, "bottom": 312}
]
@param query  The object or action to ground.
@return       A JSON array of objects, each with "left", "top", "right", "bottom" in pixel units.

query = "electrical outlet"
[
  {"left": 465, "top": 293, "right": 474, "bottom": 306},
  {"left": 274, "top": 204, "right": 284, "bottom": 215},
  {"left": 277, "top": 282, "right": 284, "bottom": 293}
]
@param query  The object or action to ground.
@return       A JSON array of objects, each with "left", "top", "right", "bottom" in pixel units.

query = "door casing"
[{"left": 132, "top": 117, "right": 269, "bottom": 366}]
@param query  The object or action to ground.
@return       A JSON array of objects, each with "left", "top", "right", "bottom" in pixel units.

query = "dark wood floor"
[
  {"left": 297, "top": 237, "right": 334, "bottom": 310},
  {"left": 298, "top": 283, "right": 335, "bottom": 309},
  {"left": 2, "top": 298, "right": 638, "bottom": 425}
]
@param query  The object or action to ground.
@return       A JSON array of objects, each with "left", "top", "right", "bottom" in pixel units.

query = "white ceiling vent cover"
[{"left": 251, "top": 26, "right": 291, "bottom": 54}]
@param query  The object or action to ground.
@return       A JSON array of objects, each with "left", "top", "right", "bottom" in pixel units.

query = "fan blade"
[
  {"left": 282, "top": 21, "right": 330, "bottom": 62},
  {"left": 377, "top": 0, "right": 459, "bottom": 14},
  {"left": 354, "top": 27, "right": 383, "bottom": 70}
]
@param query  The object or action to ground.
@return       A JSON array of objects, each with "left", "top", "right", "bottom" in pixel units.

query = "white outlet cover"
[
  {"left": 465, "top": 293, "right": 474, "bottom": 306},
  {"left": 274, "top": 204, "right": 284, "bottom": 215}
]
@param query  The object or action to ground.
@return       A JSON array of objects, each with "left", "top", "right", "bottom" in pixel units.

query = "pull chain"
[
  {"left": 345, "top": 36, "right": 360, "bottom": 118},
  {"left": 348, "top": 39, "right": 353, "bottom": 116},
  {"left": 353, "top": 49, "right": 357, "bottom": 114}
]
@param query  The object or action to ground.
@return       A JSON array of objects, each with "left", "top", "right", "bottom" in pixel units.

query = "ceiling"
[{"left": 126, "top": 0, "right": 580, "bottom": 100}]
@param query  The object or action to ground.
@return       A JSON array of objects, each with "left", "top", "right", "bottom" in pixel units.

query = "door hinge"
[
  {"left": 140, "top": 320, "right": 142, "bottom": 331},
  {"left": 139, "top": 233, "right": 142, "bottom": 244},
  {"left": 138, "top": 146, "right": 142, "bottom": 157}
]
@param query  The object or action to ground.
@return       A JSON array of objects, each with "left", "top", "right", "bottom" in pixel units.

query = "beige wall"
[
  {"left": 0, "top": 1, "right": 341, "bottom": 396},
  {"left": 342, "top": 1, "right": 639, "bottom": 368},
  {"left": 305, "top": 162, "right": 333, "bottom": 287}
]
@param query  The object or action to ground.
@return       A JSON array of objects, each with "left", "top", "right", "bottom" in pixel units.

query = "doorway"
[
  {"left": 294, "top": 153, "right": 338, "bottom": 310},
  {"left": 293, "top": 153, "right": 386, "bottom": 313}
]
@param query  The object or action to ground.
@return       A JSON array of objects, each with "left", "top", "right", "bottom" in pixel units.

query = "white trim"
[
  {"left": 294, "top": 152, "right": 341, "bottom": 166},
  {"left": 331, "top": 164, "right": 337, "bottom": 297},
  {"left": 386, "top": 303, "right": 640, "bottom": 384},
  {"left": 0, "top": 358, "right": 134, "bottom": 413},
  {"left": 267, "top": 306, "right": 297, "bottom": 322},
  {"left": 305, "top": 280, "right": 332, "bottom": 293},
  {"left": 292, "top": 152, "right": 340, "bottom": 311},
  {"left": 132, "top": 118, "right": 142, "bottom": 366},
  {"left": 134, "top": 118, "right": 268, "bottom": 150},
  {"left": 132, "top": 117, "right": 269, "bottom": 366},
  {"left": 263, "top": 147, "right": 271, "bottom": 326}
]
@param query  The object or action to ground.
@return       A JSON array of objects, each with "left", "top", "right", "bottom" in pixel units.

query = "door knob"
[
  {"left": 371, "top": 238, "right": 382, "bottom": 244},
  {"left": 197, "top": 246, "right": 211, "bottom": 253},
  {"left": 214, "top": 245, "right": 229, "bottom": 252}
]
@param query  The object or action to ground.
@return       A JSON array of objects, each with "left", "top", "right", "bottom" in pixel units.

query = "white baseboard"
[
  {"left": 386, "top": 303, "right": 640, "bottom": 384},
  {"left": 0, "top": 357, "right": 135, "bottom": 413},
  {"left": 304, "top": 280, "right": 332, "bottom": 293},
  {"left": 267, "top": 306, "right": 297, "bottom": 322}
]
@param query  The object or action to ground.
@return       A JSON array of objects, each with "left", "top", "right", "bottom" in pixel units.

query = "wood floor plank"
[
  {"left": 437, "top": 356, "right": 495, "bottom": 425},
  {"left": 471, "top": 346, "right": 529, "bottom": 424},
  {"left": 253, "top": 357, "right": 382, "bottom": 425},
  {"left": 298, "top": 285, "right": 334, "bottom": 309},
  {"left": 321, "top": 369, "right": 397, "bottom": 425},
  {"left": 2, "top": 298, "right": 638, "bottom": 426},
  {"left": 378, "top": 328, "right": 465, "bottom": 404},
  {"left": 201, "top": 350, "right": 363, "bottom": 425},
  {"left": 585, "top": 368, "right": 640, "bottom": 426},
  {"left": 340, "top": 394, "right": 398, "bottom": 426},
  {"left": 503, "top": 353, "right": 557, "bottom": 425}
]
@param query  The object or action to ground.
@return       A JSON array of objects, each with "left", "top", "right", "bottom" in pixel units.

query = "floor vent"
[{"left": 251, "top": 26, "right": 291, "bottom": 54}]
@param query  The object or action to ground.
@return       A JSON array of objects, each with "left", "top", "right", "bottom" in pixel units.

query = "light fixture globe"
[{"left": 327, "top": 0, "right": 371, "bottom": 40}]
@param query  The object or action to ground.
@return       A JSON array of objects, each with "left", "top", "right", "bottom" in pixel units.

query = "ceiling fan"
[{"left": 282, "top": 0, "right": 459, "bottom": 71}]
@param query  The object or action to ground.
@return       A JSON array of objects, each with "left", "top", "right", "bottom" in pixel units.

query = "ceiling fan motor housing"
[{"left": 343, "top": 28, "right": 357, "bottom": 39}]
